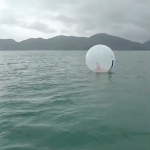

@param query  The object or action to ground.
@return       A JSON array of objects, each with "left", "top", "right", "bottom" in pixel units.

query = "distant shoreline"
[{"left": 0, "top": 33, "right": 150, "bottom": 51}]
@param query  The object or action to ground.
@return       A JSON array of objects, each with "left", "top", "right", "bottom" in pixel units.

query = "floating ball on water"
[{"left": 85, "top": 44, "right": 115, "bottom": 73}]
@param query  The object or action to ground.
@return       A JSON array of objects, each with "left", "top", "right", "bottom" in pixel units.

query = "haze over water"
[{"left": 0, "top": 50, "right": 150, "bottom": 150}]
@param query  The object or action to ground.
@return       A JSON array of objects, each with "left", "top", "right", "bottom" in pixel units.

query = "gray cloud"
[
  {"left": 0, "top": 0, "right": 150, "bottom": 42},
  {"left": 22, "top": 22, "right": 56, "bottom": 33},
  {"left": 1, "top": 15, "right": 17, "bottom": 25},
  {"left": 1, "top": 10, "right": 19, "bottom": 25},
  {"left": 69, "top": 0, "right": 150, "bottom": 42},
  {"left": 52, "top": 15, "right": 75, "bottom": 24}
]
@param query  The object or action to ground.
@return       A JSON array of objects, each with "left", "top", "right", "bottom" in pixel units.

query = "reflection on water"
[{"left": 88, "top": 71, "right": 114, "bottom": 83}]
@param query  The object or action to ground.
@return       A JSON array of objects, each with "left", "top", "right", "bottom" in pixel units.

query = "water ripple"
[{"left": 0, "top": 51, "right": 149, "bottom": 150}]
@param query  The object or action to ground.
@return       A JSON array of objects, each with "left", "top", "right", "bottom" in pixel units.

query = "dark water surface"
[{"left": 0, "top": 51, "right": 150, "bottom": 150}]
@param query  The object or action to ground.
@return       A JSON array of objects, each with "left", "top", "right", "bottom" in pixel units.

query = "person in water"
[
  {"left": 109, "top": 55, "right": 114, "bottom": 71},
  {"left": 95, "top": 62, "right": 101, "bottom": 72}
]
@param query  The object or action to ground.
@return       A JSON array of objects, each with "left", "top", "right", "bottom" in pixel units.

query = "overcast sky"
[{"left": 0, "top": 0, "right": 149, "bottom": 42}]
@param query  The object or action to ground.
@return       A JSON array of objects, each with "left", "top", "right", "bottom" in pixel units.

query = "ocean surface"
[{"left": 0, "top": 50, "right": 150, "bottom": 150}]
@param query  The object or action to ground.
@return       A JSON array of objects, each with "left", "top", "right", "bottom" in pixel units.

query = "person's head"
[{"left": 96, "top": 62, "right": 99, "bottom": 65}]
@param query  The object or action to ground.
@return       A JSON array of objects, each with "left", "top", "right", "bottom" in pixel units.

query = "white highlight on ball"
[{"left": 85, "top": 45, "right": 115, "bottom": 73}]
